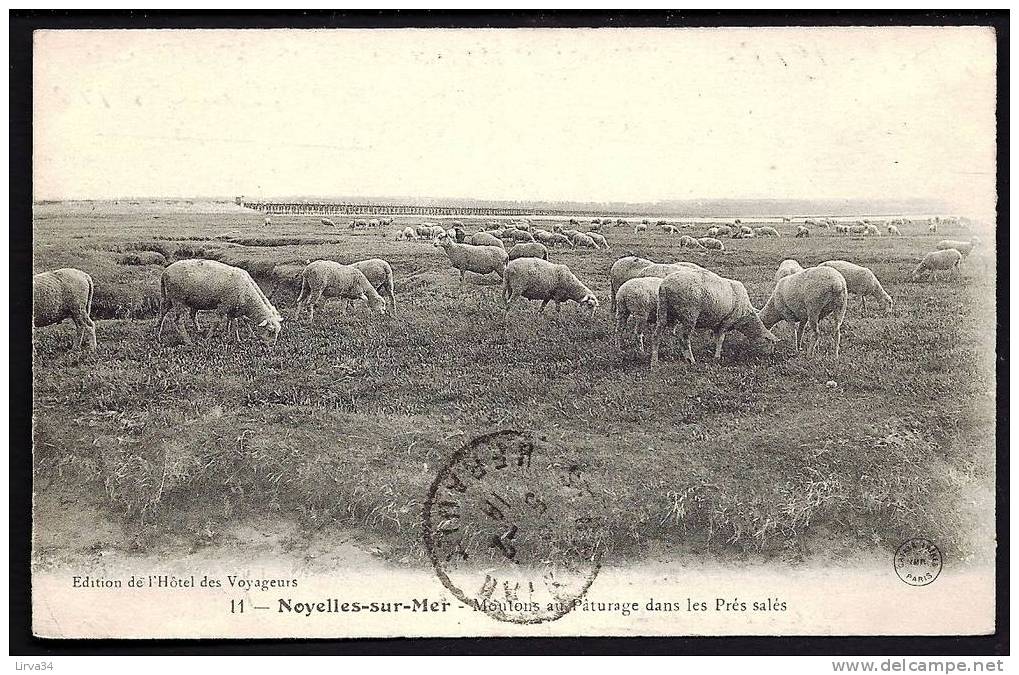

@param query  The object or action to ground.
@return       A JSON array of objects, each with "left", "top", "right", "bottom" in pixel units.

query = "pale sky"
[{"left": 33, "top": 27, "right": 997, "bottom": 216}]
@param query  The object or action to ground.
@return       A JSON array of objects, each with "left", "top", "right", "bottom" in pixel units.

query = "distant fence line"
[{"left": 238, "top": 199, "right": 631, "bottom": 218}]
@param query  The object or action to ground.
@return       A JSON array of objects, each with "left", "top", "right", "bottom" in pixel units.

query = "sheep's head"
[
  {"left": 580, "top": 293, "right": 599, "bottom": 318},
  {"left": 433, "top": 233, "right": 451, "bottom": 247},
  {"left": 881, "top": 293, "right": 894, "bottom": 314},
  {"left": 255, "top": 317, "right": 282, "bottom": 346}
]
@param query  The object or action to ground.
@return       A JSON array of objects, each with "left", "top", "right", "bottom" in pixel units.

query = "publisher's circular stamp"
[
  {"left": 422, "top": 430, "right": 605, "bottom": 624},
  {"left": 894, "top": 538, "right": 943, "bottom": 586}
]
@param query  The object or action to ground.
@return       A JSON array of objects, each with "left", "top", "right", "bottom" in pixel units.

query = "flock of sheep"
[{"left": 33, "top": 215, "right": 979, "bottom": 371}]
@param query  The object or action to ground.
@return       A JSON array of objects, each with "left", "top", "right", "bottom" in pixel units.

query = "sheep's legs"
[
  {"left": 177, "top": 310, "right": 193, "bottom": 345},
  {"left": 860, "top": 295, "right": 866, "bottom": 316},
  {"left": 806, "top": 317, "right": 821, "bottom": 357},
  {"left": 681, "top": 330, "right": 696, "bottom": 364},
  {"left": 794, "top": 322, "right": 805, "bottom": 351},
  {"left": 713, "top": 331, "right": 726, "bottom": 360}
]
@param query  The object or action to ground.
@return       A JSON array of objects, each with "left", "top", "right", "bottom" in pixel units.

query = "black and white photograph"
[{"left": 18, "top": 15, "right": 1004, "bottom": 646}]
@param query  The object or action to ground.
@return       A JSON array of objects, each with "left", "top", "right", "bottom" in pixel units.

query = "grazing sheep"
[
  {"left": 588, "top": 221, "right": 602, "bottom": 232},
  {"left": 608, "top": 256, "right": 705, "bottom": 314},
  {"left": 470, "top": 231, "right": 505, "bottom": 249},
  {"left": 427, "top": 225, "right": 446, "bottom": 240},
  {"left": 416, "top": 224, "right": 435, "bottom": 239},
  {"left": 662, "top": 224, "right": 679, "bottom": 234},
  {"left": 614, "top": 277, "right": 662, "bottom": 352},
  {"left": 533, "top": 229, "right": 555, "bottom": 245},
  {"left": 587, "top": 232, "right": 610, "bottom": 250},
  {"left": 634, "top": 222, "right": 648, "bottom": 234},
  {"left": 795, "top": 226, "right": 811, "bottom": 238},
  {"left": 864, "top": 224, "right": 881, "bottom": 236},
  {"left": 562, "top": 228, "right": 581, "bottom": 239},
  {"left": 758, "top": 266, "right": 848, "bottom": 359},
  {"left": 33, "top": 268, "right": 97, "bottom": 350},
  {"left": 264, "top": 216, "right": 272, "bottom": 227},
  {"left": 679, "top": 235, "right": 706, "bottom": 250},
  {"left": 698, "top": 237, "right": 725, "bottom": 251},
  {"left": 505, "top": 228, "right": 536, "bottom": 243},
  {"left": 649, "top": 267, "right": 779, "bottom": 370},
  {"left": 572, "top": 232, "right": 599, "bottom": 249},
  {"left": 929, "top": 221, "right": 938, "bottom": 233},
  {"left": 887, "top": 225, "right": 902, "bottom": 236},
  {"left": 295, "top": 260, "right": 387, "bottom": 324},
  {"left": 321, "top": 218, "right": 336, "bottom": 227},
  {"left": 707, "top": 227, "right": 720, "bottom": 238},
  {"left": 434, "top": 232, "right": 509, "bottom": 282},
  {"left": 397, "top": 226, "right": 416, "bottom": 241},
  {"left": 774, "top": 259, "right": 805, "bottom": 282},
  {"left": 820, "top": 260, "right": 892, "bottom": 314},
  {"left": 738, "top": 225, "right": 755, "bottom": 238},
  {"left": 508, "top": 242, "right": 550, "bottom": 261},
  {"left": 547, "top": 233, "right": 574, "bottom": 249},
  {"left": 714, "top": 225, "right": 733, "bottom": 238},
  {"left": 936, "top": 239, "right": 977, "bottom": 257},
  {"left": 157, "top": 259, "right": 282, "bottom": 345},
  {"left": 755, "top": 226, "right": 780, "bottom": 237},
  {"left": 849, "top": 224, "right": 868, "bottom": 235},
  {"left": 909, "top": 249, "right": 963, "bottom": 281},
  {"left": 347, "top": 258, "right": 397, "bottom": 316},
  {"left": 503, "top": 258, "right": 599, "bottom": 316}
]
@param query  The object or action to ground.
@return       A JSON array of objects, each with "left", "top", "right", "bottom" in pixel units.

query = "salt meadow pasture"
[{"left": 31, "top": 201, "right": 997, "bottom": 569}]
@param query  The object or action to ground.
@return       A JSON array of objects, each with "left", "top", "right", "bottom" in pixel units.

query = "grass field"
[{"left": 31, "top": 201, "right": 997, "bottom": 569}]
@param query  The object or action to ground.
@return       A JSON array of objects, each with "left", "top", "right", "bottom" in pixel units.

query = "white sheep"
[
  {"left": 503, "top": 257, "right": 599, "bottom": 316},
  {"left": 929, "top": 221, "right": 938, "bottom": 233},
  {"left": 887, "top": 225, "right": 902, "bottom": 236},
  {"left": 936, "top": 239, "right": 977, "bottom": 258},
  {"left": 347, "top": 258, "right": 397, "bottom": 316},
  {"left": 758, "top": 266, "right": 848, "bottom": 359},
  {"left": 679, "top": 235, "right": 706, "bottom": 250},
  {"left": 649, "top": 267, "right": 779, "bottom": 370},
  {"left": 634, "top": 222, "right": 648, "bottom": 234},
  {"left": 714, "top": 225, "right": 733, "bottom": 237},
  {"left": 755, "top": 226, "right": 780, "bottom": 237},
  {"left": 588, "top": 232, "right": 610, "bottom": 250},
  {"left": 294, "top": 260, "right": 387, "bottom": 324},
  {"left": 819, "top": 260, "right": 893, "bottom": 315},
  {"left": 909, "top": 249, "right": 963, "bottom": 281},
  {"left": 504, "top": 228, "right": 536, "bottom": 243},
  {"left": 795, "top": 226, "right": 810, "bottom": 238},
  {"left": 33, "top": 268, "right": 97, "bottom": 350},
  {"left": 864, "top": 224, "right": 881, "bottom": 236},
  {"left": 508, "top": 242, "right": 550, "bottom": 261},
  {"left": 614, "top": 277, "right": 662, "bottom": 352},
  {"left": 469, "top": 231, "right": 505, "bottom": 249},
  {"left": 706, "top": 227, "right": 720, "bottom": 237},
  {"left": 774, "top": 259, "right": 805, "bottom": 282},
  {"left": 609, "top": 256, "right": 704, "bottom": 314},
  {"left": 434, "top": 232, "right": 509, "bottom": 282},
  {"left": 157, "top": 259, "right": 282, "bottom": 345},
  {"left": 698, "top": 237, "right": 725, "bottom": 251},
  {"left": 572, "top": 232, "right": 599, "bottom": 249},
  {"left": 321, "top": 218, "right": 336, "bottom": 227}
]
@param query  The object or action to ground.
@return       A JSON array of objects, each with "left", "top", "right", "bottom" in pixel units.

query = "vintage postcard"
[{"left": 29, "top": 23, "right": 999, "bottom": 640}]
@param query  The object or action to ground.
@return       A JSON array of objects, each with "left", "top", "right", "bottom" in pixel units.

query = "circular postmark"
[
  {"left": 422, "top": 430, "right": 605, "bottom": 624},
  {"left": 893, "top": 538, "right": 943, "bottom": 586}
]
